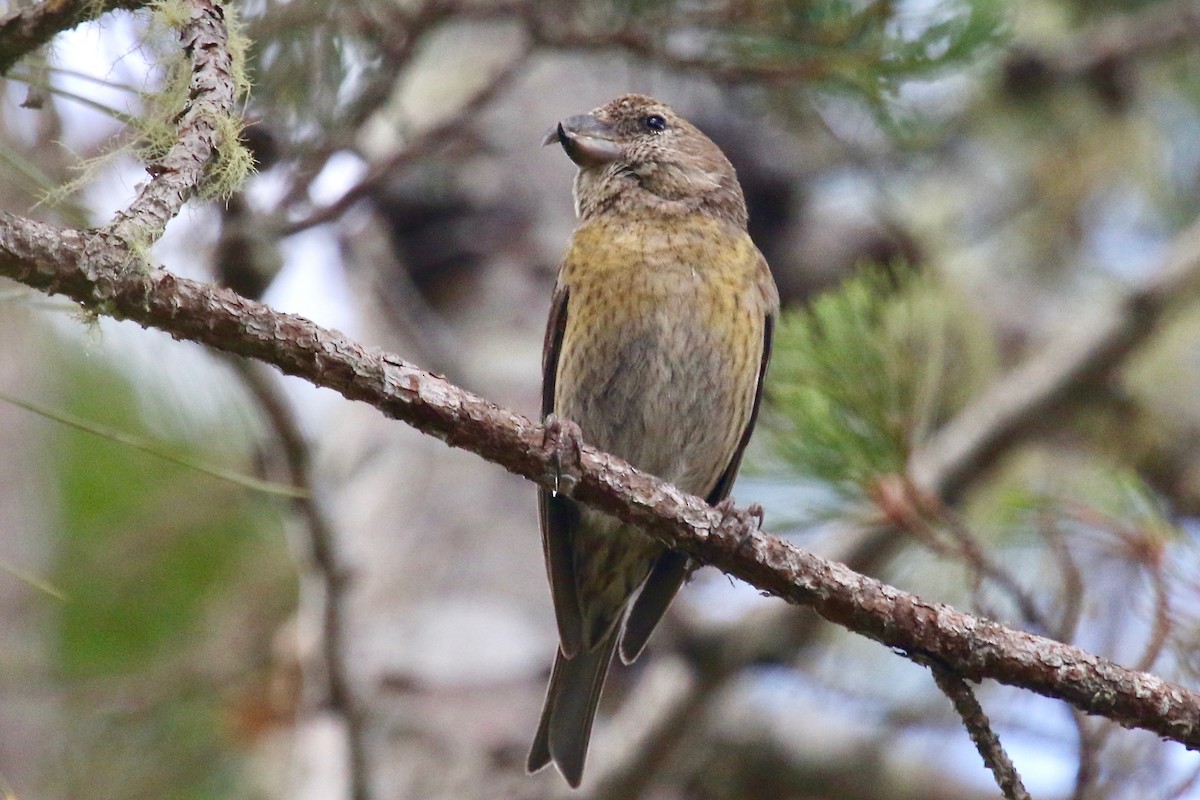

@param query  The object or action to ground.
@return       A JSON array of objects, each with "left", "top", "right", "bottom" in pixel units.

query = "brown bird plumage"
[{"left": 528, "top": 94, "right": 779, "bottom": 787}]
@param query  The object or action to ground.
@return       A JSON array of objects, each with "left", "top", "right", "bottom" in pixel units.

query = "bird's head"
[{"left": 543, "top": 94, "right": 747, "bottom": 226}]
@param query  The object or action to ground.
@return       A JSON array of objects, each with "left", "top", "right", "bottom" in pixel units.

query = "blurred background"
[{"left": 3, "top": 0, "right": 1200, "bottom": 797}]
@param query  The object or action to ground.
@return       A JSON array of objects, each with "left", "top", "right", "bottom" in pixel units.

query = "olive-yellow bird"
[{"left": 529, "top": 94, "right": 779, "bottom": 788}]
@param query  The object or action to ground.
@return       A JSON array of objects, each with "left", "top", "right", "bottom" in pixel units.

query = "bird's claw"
[
  {"left": 542, "top": 414, "right": 583, "bottom": 497},
  {"left": 715, "top": 498, "right": 765, "bottom": 557}
]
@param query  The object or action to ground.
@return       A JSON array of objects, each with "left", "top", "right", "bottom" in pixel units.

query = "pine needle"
[
  {"left": 0, "top": 392, "right": 306, "bottom": 499},
  {"left": 766, "top": 267, "right": 994, "bottom": 503}
]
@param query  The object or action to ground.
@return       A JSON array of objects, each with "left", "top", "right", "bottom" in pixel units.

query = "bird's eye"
[{"left": 643, "top": 114, "right": 667, "bottom": 132}]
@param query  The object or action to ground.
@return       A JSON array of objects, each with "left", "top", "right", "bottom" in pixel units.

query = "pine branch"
[
  {"left": 4, "top": 209, "right": 1200, "bottom": 751},
  {"left": 929, "top": 664, "right": 1031, "bottom": 800}
]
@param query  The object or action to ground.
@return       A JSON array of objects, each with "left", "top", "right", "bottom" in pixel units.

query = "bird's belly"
[{"left": 556, "top": 297, "right": 753, "bottom": 497}]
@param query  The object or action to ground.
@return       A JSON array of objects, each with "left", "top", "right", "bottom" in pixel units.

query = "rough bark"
[{"left": 2, "top": 210, "right": 1199, "bottom": 751}]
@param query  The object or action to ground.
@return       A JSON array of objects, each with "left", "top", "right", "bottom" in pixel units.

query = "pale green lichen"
[{"left": 42, "top": 0, "right": 254, "bottom": 211}]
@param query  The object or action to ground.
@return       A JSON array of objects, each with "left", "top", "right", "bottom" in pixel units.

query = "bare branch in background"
[
  {"left": 231, "top": 360, "right": 369, "bottom": 800},
  {"left": 909, "top": 217, "right": 1200, "bottom": 502},
  {"left": 1004, "top": 0, "right": 1200, "bottom": 101},
  {"left": 435, "top": 0, "right": 832, "bottom": 85},
  {"left": 278, "top": 46, "right": 530, "bottom": 237}
]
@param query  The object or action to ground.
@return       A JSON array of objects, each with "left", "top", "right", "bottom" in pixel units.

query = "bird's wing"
[
  {"left": 619, "top": 308, "right": 776, "bottom": 665},
  {"left": 703, "top": 310, "right": 775, "bottom": 506},
  {"left": 540, "top": 283, "right": 585, "bottom": 658}
]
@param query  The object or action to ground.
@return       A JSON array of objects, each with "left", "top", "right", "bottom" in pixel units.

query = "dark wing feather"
[
  {"left": 618, "top": 549, "right": 688, "bottom": 664},
  {"left": 619, "top": 311, "right": 776, "bottom": 664},
  {"left": 540, "top": 285, "right": 584, "bottom": 658},
  {"left": 542, "top": 284, "right": 568, "bottom": 419}
]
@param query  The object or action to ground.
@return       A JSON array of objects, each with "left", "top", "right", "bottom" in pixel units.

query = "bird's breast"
[{"left": 553, "top": 215, "right": 764, "bottom": 495}]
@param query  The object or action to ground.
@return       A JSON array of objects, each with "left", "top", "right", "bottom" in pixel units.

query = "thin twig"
[
  {"left": 1042, "top": 513, "right": 1085, "bottom": 644},
  {"left": 929, "top": 664, "right": 1031, "bottom": 800},
  {"left": 277, "top": 47, "right": 529, "bottom": 237},
  {"left": 230, "top": 360, "right": 369, "bottom": 800},
  {"left": 1137, "top": 557, "right": 1173, "bottom": 674},
  {"left": 877, "top": 476, "right": 1053, "bottom": 634}
]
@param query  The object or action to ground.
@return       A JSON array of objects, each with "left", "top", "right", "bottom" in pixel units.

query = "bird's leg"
[
  {"left": 714, "top": 498, "right": 766, "bottom": 557},
  {"left": 542, "top": 413, "right": 584, "bottom": 497}
]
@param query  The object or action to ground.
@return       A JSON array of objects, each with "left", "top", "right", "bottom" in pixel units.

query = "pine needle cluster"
[{"left": 765, "top": 267, "right": 995, "bottom": 503}]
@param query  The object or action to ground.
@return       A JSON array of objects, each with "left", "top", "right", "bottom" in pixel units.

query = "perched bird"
[{"left": 529, "top": 94, "right": 779, "bottom": 787}]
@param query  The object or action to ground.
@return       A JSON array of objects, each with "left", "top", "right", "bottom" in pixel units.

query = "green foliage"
[
  {"left": 977, "top": 452, "right": 1178, "bottom": 547},
  {"left": 766, "top": 267, "right": 995, "bottom": 502},
  {"left": 47, "top": 346, "right": 294, "bottom": 800},
  {"left": 725, "top": 0, "right": 1009, "bottom": 121}
]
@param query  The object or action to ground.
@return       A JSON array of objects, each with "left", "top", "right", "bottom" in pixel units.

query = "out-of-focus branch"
[
  {"left": 104, "top": 0, "right": 238, "bottom": 245},
  {"left": 930, "top": 664, "right": 1031, "bottom": 800},
  {"left": 434, "top": 0, "right": 830, "bottom": 85},
  {"left": 1070, "top": 0, "right": 1200, "bottom": 66},
  {"left": 874, "top": 477, "right": 1053, "bottom": 633},
  {"left": 5, "top": 211, "right": 1200, "bottom": 750},
  {"left": 230, "top": 360, "right": 368, "bottom": 800},
  {"left": 909, "top": 218, "right": 1200, "bottom": 502},
  {"left": 277, "top": 46, "right": 529, "bottom": 237},
  {"left": 1005, "top": 0, "right": 1200, "bottom": 95},
  {"left": 0, "top": 0, "right": 151, "bottom": 76}
]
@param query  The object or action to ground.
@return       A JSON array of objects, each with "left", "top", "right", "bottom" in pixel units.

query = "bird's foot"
[
  {"left": 714, "top": 498, "right": 766, "bottom": 557},
  {"left": 542, "top": 414, "right": 584, "bottom": 497}
]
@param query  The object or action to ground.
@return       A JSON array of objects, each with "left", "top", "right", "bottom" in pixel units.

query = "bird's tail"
[{"left": 527, "top": 633, "right": 619, "bottom": 788}]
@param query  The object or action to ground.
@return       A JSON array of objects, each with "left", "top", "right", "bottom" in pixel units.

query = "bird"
[{"left": 527, "top": 94, "right": 779, "bottom": 788}]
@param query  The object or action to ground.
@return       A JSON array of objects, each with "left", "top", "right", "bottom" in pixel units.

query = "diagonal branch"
[
  {"left": 3, "top": 210, "right": 1200, "bottom": 751},
  {"left": 1004, "top": 0, "right": 1200, "bottom": 91},
  {"left": 909, "top": 217, "right": 1200, "bottom": 501},
  {"left": 930, "top": 663, "right": 1031, "bottom": 800}
]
